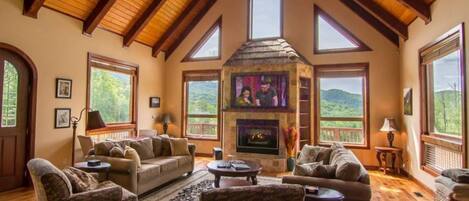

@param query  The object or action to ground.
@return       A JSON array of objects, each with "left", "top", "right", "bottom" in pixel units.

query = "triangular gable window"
[
  {"left": 314, "top": 5, "right": 370, "bottom": 54},
  {"left": 183, "top": 17, "right": 222, "bottom": 62}
]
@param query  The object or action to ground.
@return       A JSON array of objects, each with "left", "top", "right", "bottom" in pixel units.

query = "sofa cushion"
[
  {"left": 124, "top": 146, "right": 141, "bottom": 169},
  {"left": 293, "top": 162, "right": 322, "bottom": 176},
  {"left": 130, "top": 138, "right": 155, "bottom": 160},
  {"left": 171, "top": 155, "right": 193, "bottom": 167},
  {"left": 138, "top": 164, "right": 161, "bottom": 182},
  {"left": 142, "top": 157, "right": 178, "bottom": 172},
  {"left": 316, "top": 148, "right": 333, "bottom": 165},
  {"left": 153, "top": 136, "right": 172, "bottom": 156},
  {"left": 109, "top": 146, "right": 125, "bottom": 158},
  {"left": 170, "top": 138, "right": 190, "bottom": 156},
  {"left": 62, "top": 167, "right": 98, "bottom": 193},
  {"left": 151, "top": 137, "right": 163, "bottom": 157},
  {"left": 311, "top": 164, "right": 337, "bottom": 179}
]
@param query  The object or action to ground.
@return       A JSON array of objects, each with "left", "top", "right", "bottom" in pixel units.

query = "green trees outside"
[
  {"left": 1, "top": 61, "right": 18, "bottom": 127},
  {"left": 433, "top": 90, "right": 462, "bottom": 136},
  {"left": 90, "top": 68, "right": 131, "bottom": 123},
  {"left": 320, "top": 89, "right": 363, "bottom": 129},
  {"left": 186, "top": 81, "right": 219, "bottom": 136}
]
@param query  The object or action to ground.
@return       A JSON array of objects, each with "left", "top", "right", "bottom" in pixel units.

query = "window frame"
[
  {"left": 313, "top": 5, "right": 371, "bottom": 55},
  {"left": 182, "top": 17, "right": 222, "bottom": 62},
  {"left": 86, "top": 53, "right": 139, "bottom": 135},
  {"left": 419, "top": 24, "right": 467, "bottom": 175},
  {"left": 248, "top": 0, "right": 284, "bottom": 41},
  {"left": 313, "top": 63, "right": 370, "bottom": 149},
  {"left": 182, "top": 70, "right": 221, "bottom": 141}
]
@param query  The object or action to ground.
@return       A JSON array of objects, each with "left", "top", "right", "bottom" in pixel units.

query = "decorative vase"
[{"left": 287, "top": 157, "right": 295, "bottom": 171}]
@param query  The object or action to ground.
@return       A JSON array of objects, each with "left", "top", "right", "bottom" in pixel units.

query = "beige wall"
[
  {"left": 164, "top": 0, "right": 401, "bottom": 162},
  {"left": 0, "top": 0, "right": 165, "bottom": 168},
  {"left": 399, "top": 0, "right": 469, "bottom": 190}
]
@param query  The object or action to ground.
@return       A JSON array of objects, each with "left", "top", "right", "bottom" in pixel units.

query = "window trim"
[
  {"left": 313, "top": 5, "right": 371, "bottom": 55},
  {"left": 86, "top": 53, "right": 139, "bottom": 135},
  {"left": 247, "top": 0, "right": 284, "bottom": 41},
  {"left": 313, "top": 63, "right": 370, "bottom": 149},
  {"left": 182, "top": 16, "right": 222, "bottom": 62},
  {"left": 182, "top": 70, "right": 221, "bottom": 141},
  {"left": 419, "top": 24, "right": 467, "bottom": 175}
]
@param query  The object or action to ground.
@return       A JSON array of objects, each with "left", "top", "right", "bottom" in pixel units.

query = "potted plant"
[{"left": 283, "top": 127, "right": 298, "bottom": 171}]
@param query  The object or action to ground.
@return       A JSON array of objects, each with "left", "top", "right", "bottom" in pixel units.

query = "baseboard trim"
[
  {"left": 195, "top": 153, "right": 213, "bottom": 157},
  {"left": 403, "top": 169, "right": 435, "bottom": 196}
]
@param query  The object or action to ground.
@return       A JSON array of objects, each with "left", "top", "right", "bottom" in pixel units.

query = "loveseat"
[
  {"left": 87, "top": 136, "right": 195, "bottom": 195},
  {"left": 282, "top": 144, "right": 371, "bottom": 201}
]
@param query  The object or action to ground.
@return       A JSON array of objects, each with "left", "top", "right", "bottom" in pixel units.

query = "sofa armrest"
[
  {"left": 69, "top": 185, "right": 122, "bottom": 201},
  {"left": 282, "top": 175, "right": 371, "bottom": 201},
  {"left": 87, "top": 155, "right": 138, "bottom": 193}
]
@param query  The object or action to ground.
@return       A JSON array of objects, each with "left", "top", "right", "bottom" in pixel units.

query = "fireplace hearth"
[{"left": 237, "top": 119, "right": 279, "bottom": 155}]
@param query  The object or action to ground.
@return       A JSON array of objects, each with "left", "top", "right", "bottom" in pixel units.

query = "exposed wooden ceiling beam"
[
  {"left": 23, "top": 0, "right": 45, "bottom": 18},
  {"left": 340, "top": 0, "right": 399, "bottom": 46},
  {"left": 152, "top": 0, "right": 201, "bottom": 57},
  {"left": 354, "top": 0, "right": 408, "bottom": 40},
  {"left": 124, "top": 0, "right": 167, "bottom": 47},
  {"left": 83, "top": 0, "right": 117, "bottom": 36},
  {"left": 164, "top": 0, "right": 217, "bottom": 60},
  {"left": 397, "top": 0, "right": 431, "bottom": 24}
]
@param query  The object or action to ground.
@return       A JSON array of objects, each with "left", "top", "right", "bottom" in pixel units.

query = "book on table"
[{"left": 231, "top": 163, "right": 250, "bottom": 170}]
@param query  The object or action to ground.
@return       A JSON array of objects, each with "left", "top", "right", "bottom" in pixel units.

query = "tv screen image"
[{"left": 231, "top": 72, "right": 288, "bottom": 108}]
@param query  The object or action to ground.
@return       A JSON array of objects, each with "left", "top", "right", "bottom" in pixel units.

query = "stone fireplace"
[
  {"left": 236, "top": 119, "right": 279, "bottom": 155},
  {"left": 222, "top": 39, "right": 313, "bottom": 172}
]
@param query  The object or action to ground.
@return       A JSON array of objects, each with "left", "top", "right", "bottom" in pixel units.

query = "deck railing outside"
[
  {"left": 187, "top": 123, "right": 217, "bottom": 137},
  {"left": 319, "top": 127, "right": 364, "bottom": 144}
]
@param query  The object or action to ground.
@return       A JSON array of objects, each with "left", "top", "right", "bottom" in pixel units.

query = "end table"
[
  {"left": 375, "top": 146, "right": 403, "bottom": 175},
  {"left": 74, "top": 161, "right": 111, "bottom": 180}
]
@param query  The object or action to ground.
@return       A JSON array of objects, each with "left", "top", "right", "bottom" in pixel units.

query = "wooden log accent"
[
  {"left": 83, "top": 0, "right": 117, "bottom": 36},
  {"left": 123, "top": 0, "right": 167, "bottom": 47},
  {"left": 23, "top": 0, "right": 45, "bottom": 18},
  {"left": 397, "top": 0, "right": 431, "bottom": 24}
]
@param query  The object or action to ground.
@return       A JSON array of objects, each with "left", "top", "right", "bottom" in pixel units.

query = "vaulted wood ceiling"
[{"left": 23, "top": 0, "right": 435, "bottom": 59}]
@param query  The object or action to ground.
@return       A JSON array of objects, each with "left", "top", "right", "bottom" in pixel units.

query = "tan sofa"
[
  {"left": 282, "top": 145, "right": 371, "bottom": 201},
  {"left": 87, "top": 137, "right": 195, "bottom": 195}
]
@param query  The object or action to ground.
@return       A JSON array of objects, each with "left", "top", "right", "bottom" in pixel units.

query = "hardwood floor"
[{"left": 0, "top": 157, "right": 434, "bottom": 201}]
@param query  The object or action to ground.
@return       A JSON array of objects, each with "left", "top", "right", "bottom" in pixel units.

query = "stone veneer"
[{"left": 221, "top": 39, "right": 313, "bottom": 172}]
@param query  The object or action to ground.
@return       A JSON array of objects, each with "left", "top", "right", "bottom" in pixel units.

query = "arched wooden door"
[{"left": 0, "top": 49, "right": 31, "bottom": 191}]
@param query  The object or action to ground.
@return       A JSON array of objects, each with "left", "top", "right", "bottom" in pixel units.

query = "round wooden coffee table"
[
  {"left": 305, "top": 187, "right": 344, "bottom": 201},
  {"left": 207, "top": 160, "right": 262, "bottom": 188}
]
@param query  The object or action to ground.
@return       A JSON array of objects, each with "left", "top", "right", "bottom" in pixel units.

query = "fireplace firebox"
[{"left": 236, "top": 119, "right": 279, "bottom": 155}]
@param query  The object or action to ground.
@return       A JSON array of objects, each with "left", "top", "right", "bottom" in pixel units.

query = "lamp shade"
[
  {"left": 162, "top": 114, "right": 172, "bottom": 124},
  {"left": 380, "top": 118, "right": 397, "bottom": 132},
  {"left": 87, "top": 111, "right": 106, "bottom": 130}
]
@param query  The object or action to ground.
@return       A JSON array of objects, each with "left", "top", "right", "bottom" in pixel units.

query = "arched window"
[{"left": 1, "top": 60, "right": 19, "bottom": 127}]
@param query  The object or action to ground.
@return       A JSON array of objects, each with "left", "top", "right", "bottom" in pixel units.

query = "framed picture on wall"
[
  {"left": 55, "top": 108, "right": 71, "bottom": 128},
  {"left": 56, "top": 78, "right": 72, "bottom": 99},
  {"left": 149, "top": 97, "right": 160, "bottom": 108},
  {"left": 403, "top": 88, "right": 412, "bottom": 115}
]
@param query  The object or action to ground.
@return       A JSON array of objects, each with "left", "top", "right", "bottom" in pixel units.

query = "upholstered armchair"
[
  {"left": 199, "top": 184, "right": 305, "bottom": 201},
  {"left": 27, "top": 158, "right": 137, "bottom": 201}
]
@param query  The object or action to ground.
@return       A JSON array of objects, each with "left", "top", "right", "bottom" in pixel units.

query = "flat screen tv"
[{"left": 231, "top": 72, "right": 288, "bottom": 108}]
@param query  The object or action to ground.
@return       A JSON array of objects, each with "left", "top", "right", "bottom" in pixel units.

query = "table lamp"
[
  {"left": 380, "top": 118, "right": 398, "bottom": 147},
  {"left": 71, "top": 108, "right": 106, "bottom": 165},
  {"left": 162, "top": 114, "right": 172, "bottom": 134}
]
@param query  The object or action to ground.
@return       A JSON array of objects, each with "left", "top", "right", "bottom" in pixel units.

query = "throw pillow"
[
  {"left": 94, "top": 141, "right": 115, "bottom": 156},
  {"left": 311, "top": 164, "right": 337, "bottom": 179},
  {"left": 331, "top": 142, "right": 345, "bottom": 150},
  {"left": 109, "top": 146, "right": 125, "bottom": 158},
  {"left": 297, "top": 145, "right": 321, "bottom": 164},
  {"left": 124, "top": 146, "right": 141, "bottom": 169},
  {"left": 293, "top": 161, "right": 322, "bottom": 176},
  {"left": 151, "top": 136, "right": 163, "bottom": 157},
  {"left": 169, "top": 138, "right": 190, "bottom": 156},
  {"left": 316, "top": 147, "right": 333, "bottom": 165},
  {"left": 130, "top": 138, "right": 155, "bottom": 160},
  {"left": 160, "top": 136, "right": 172, "bottom": 156},
  {"left": 62, "top": 167, "right": 98, "bottom": 193},
  {"left": 335, "top": 161, "right": 361, "bottom": 181}
]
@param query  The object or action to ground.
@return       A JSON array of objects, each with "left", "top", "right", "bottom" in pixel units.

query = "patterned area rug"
[{"left": 140, "top": 170, "right": 281, "bottom": 201}]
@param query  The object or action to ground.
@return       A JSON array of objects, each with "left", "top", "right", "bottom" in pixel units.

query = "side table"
[
  {"left": 74, "top": 161, "right": 111, "bottom": 180},
  {"left": 375, "top": 146, "right": 403, "bottom": 175}
]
